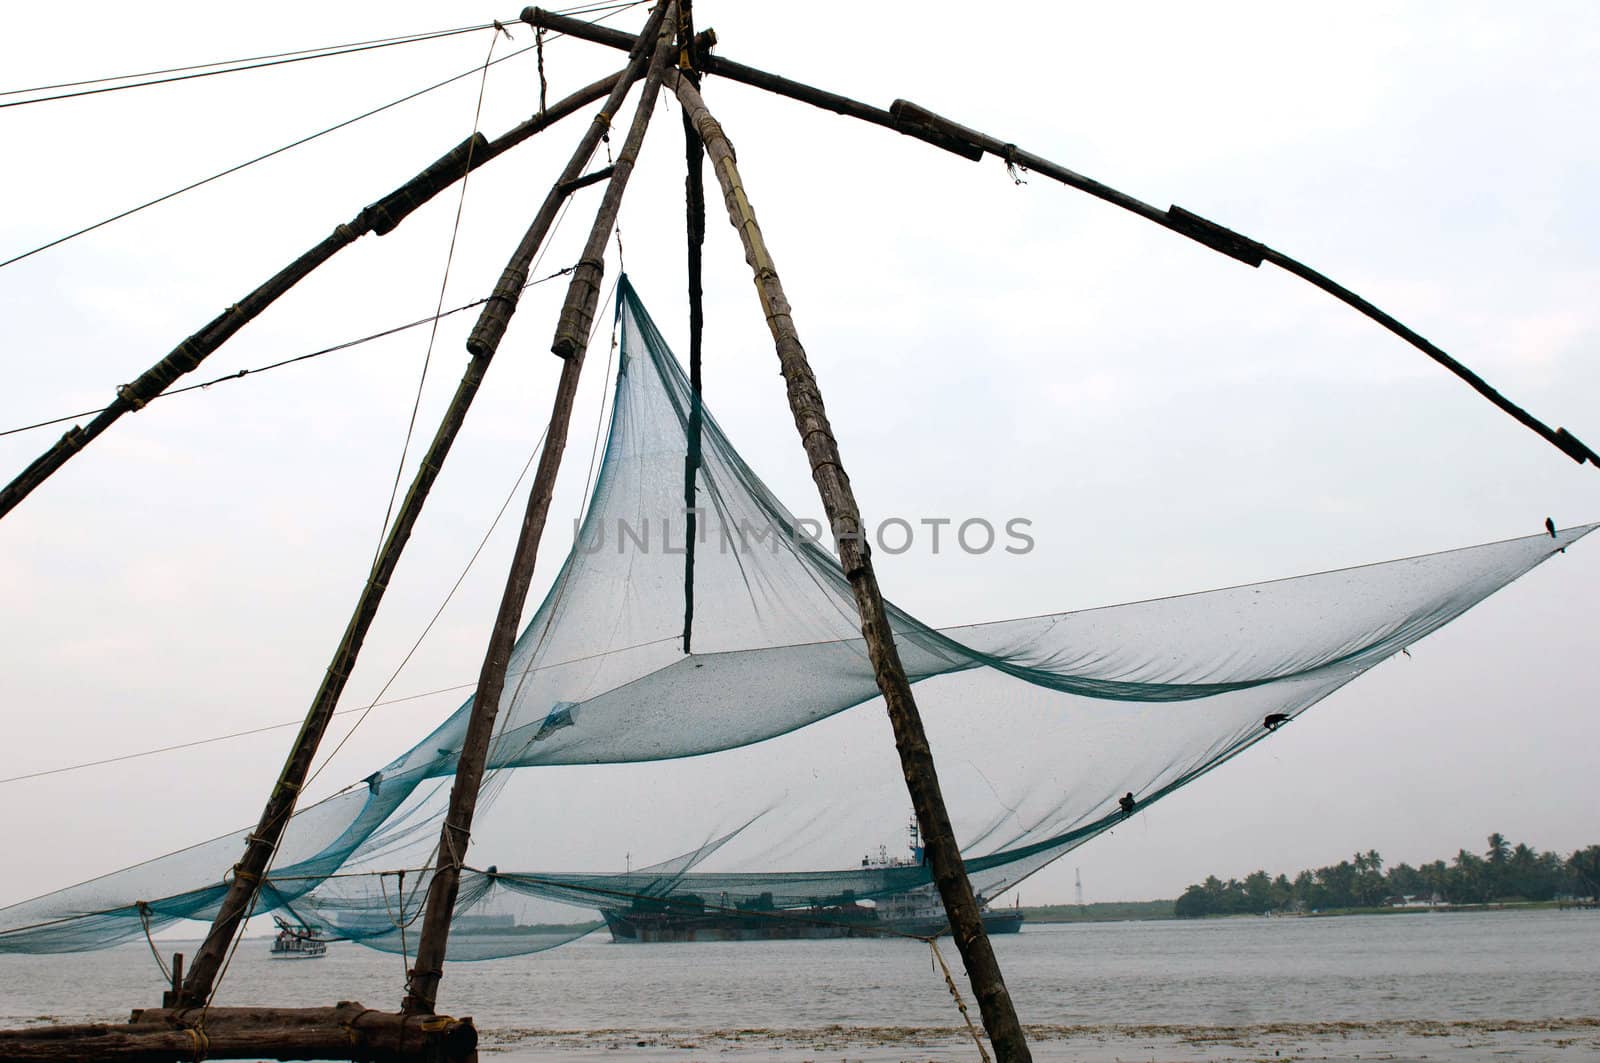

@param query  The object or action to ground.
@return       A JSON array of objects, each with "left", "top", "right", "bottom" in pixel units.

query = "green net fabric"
[{"left": 1, "top": 278, "right": 1589, "bottom": 956}]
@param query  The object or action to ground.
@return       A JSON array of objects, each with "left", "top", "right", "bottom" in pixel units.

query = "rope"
[
  {"left": 371, "top": 26, "right": 503, "bottom": 558},
  {"left": 136, "top": 901, "right": 173, "bottom": 982},
  {"left": 603, "top": 134, "right": 626, "bottom": 271},
  {"left": 929, "top": 938, "right": 993, "bottom": 1063},
  {"left": 0, "top": 39, "right": 545, "bottom": 271},
  {"left": 0, "top": 23, "right": 498, "bottom": 110},
  {"left": 0, "top": 629, "right": 685, "bottom": 789},
  {"left": 299, "top": 419, "right": 550, "bottom": 796},
  {"left": 292, "top": 128, "right": 588, "bottom": 792},
  {"left": 577, "top": 283, "right": 622, "bottom": 527},
  {"left": 380, "top": 868, "right": 423, "bottom": 987},
  {"left": 199, "top": 843, "right": 277, "bottom": 1014},
  {"left": 1, "top": 1, "right": 646, "bottom": 270},
  {"left": 0, "top": 263, "right": 578, "bottom": 439},
  {"left": 536, "top": 27, "right": 549, "bottom": 116}
]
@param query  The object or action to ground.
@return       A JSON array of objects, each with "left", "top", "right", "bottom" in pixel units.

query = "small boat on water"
[{"left": 269, "top": 916, "right": 328, "bottom": 960}]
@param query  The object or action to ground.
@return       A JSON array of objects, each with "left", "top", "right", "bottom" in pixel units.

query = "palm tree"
[
  {"left": 1509, "top": 843, "right": 1537, "bottom": 899},
  {"left": 1485, "top": 833, "right": 1511, "bottom": 900},
  {"left": 1486, "top": 833, "right": 1510, "bottom": 865},
  {"left": 1570, "top": 846, "right": 1600, "bottom": 900},
  {"left": 1453, "top": 849, "right": 1486, "bottom": 903}
]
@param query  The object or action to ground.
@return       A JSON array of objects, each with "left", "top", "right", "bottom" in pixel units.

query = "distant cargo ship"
[
  {"left": 601, "top": 892, "right": 1023, "bottom": 943},
  {"left": 601, "top": 820, "right": 1023, "bottom": 943}
]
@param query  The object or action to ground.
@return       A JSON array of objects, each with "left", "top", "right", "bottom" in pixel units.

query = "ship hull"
[{"left": 602, "top": 907, "right": 1023, "bottom": 943}]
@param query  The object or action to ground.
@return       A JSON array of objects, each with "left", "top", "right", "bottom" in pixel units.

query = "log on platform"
[{"left": 0, "top": 1003, "right": 476, "bottom": 1062}]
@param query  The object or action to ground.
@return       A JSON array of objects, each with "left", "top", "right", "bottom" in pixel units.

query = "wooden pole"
[
  {"left": 0, "top": 70, "right": 630, "bottom": 524},
  {"left": 523, "top": 10, "right": 1600, "bottom": 472},
  {"left": 172, "top": 68, "right": 640, "bottom": 1008},
  {"left": 0, "top": 1004, "right": 476, "bottom": 1062},
  {"left": 670, "top": 71, "right": 1032, "bottom": 1063},
  {"left": 679, "top": 0, "right": 706, "bottom": 654},
  {"left": 401, "top": 0, "right": 679, "bottom": 1017}
]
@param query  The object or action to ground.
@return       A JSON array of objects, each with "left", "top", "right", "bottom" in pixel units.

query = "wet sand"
[{"left": 484, "top": 1017, "right": 1600, "bottom": 1061}]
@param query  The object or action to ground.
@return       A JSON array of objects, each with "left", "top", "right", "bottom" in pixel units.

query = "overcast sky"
[{"left": 1, "top": 1, "right": 1597, "bottom": 914}]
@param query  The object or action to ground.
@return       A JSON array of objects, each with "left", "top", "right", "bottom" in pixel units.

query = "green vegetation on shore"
[
  {"left": 1018, "top": 899, "right": 1176, "bottom": 922},
  {"left": 1174, "top": 835, "right": 1600, "bottom": 918}
]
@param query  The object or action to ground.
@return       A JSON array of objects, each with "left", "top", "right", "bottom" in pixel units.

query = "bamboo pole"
[
  {"left": 401, "top": 0, "right": 679, "bottom": 1017},
  {"left": 522, "top": 8, "right": 982, "bottom": 162},
  {"left": 0, "top": 70, "right": 631, "bottom": 524},
  {"left": 174, "top": 65, "right": 643, "bottom": 1008},
  {"left": 679, "top": 0, "right": 706, "bottom": 654},
  {"left": 524, "top": 10, "right": 1599, "bottom": 472},
  {"left": 670, "top": 71, "right": 1032, "bottom": 1063},
  {"left": 173, "top": 109, "right": 630, "bottom": 1009}
]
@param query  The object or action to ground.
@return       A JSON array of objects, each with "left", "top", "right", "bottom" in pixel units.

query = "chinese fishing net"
[{"left": 0, "top": 277, "right": 1589, "bottom": 957}]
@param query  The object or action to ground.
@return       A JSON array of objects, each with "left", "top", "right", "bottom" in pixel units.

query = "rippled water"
[{"left": 2, "top": 909, "right": 1596, "bottom": 1060}]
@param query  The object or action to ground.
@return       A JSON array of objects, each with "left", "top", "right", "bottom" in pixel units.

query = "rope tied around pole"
[
  {"left": 226, "top": 866, "right": 260, "bottom": 886},
  {"left": 929, "top": 937, "right": 993, "bottom": 1063},
  {"left": 184, "top": 1025, "right": 210, "bottom": 1062},
  {"left": 115, "top": 384, "right": 148, "bottom": 411},
  {"left": 441, "top": 819, "right": 471, "bottom": 865},
  {"left": 342, "top": 1007, "right": 381, "bottom": 1049},
  {"left": 1000, "top": 143, "right": 1028, "bottom": 185}
]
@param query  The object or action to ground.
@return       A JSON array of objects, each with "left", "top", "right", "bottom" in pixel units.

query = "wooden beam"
[
  {"left": 671, "top": 69, "right": 1032, "bottom": 1063},
  {"left": 401, "top": 0, "right": 680, "bottom": 1017},
  {"left": 0, "top": 70, "right": 630, "bottom": 523},
  {"left": 519, "top": 9, "right": 982, "bottom": 160},
  {"left": 0, "top": 1004, "right": 475, "bottom": 1062},
  {"left": 520, "top": 11, "right": 1598, "bottom": 472}
]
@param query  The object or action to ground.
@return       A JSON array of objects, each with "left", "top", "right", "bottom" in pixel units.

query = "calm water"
[{"left": 2, "top": 909, "right": 1596, "bottom": 1060}]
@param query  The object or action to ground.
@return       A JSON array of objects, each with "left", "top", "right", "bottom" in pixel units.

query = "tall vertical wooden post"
[
  {"left": 672, "top": 72, "right": 1032, "bottom": 1062},
  {"left": 679, "top": 0, "right": 706, "bottom": 653},
  {"left": 401, "top": 0, "right": 678, "bottom": 1016}
]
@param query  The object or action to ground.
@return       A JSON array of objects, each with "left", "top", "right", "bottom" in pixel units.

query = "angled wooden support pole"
[
  {"left": 402, "top": 0, "right": 679, "bottom": 1017},
  {"left": 175, "top": 69, "right": 633, "bottom": 1010},
  {"left": 0, "top": 69, "right": 628, "bottom": 523},
  {"left": 170, "top": 83, "right": 630, "bottom": 1011},
  {"left": 671, "top": 70, "right": 1032, "bottom": 1063},
  {"left": 530, "top": 7, "right": 1596, "bottom": 472}
]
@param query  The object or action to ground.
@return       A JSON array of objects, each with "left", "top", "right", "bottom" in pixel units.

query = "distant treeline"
[
  {"left": 1019, "top": 900, "right": 1176, "bottom": 923},
  {"left": 1175, "top": 835, "right": 1600, "bottom": 918}
]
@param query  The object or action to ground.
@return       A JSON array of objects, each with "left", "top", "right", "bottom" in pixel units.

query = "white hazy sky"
[{"left": 1, "top": 1, "right": 1597, "bottom": 913}]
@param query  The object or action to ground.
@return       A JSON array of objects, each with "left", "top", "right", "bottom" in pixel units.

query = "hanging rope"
[
  {"left": 372, "top": 26, "right": 504, "bottom": 556},
  {"left": 602, "top": 133, "right": 626, "bottom": 271},
  {"left": 536, "top": 26, "right": 549, "bottom": 116},
  {"left": 136, "top": 901, "right": 173, "bottom": 982},
  {"left": 929, "top": 938, "right": 993, "bottom": 1063},
  {"left": 380, "top": 868, "right": 428, "bottom": 987}
]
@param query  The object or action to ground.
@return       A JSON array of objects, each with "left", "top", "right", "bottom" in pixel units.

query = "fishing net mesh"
[{"left": 0, "top": 278, "right": 1589, "bottom": 956}]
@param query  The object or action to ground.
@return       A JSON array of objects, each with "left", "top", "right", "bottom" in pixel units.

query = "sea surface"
[{"left": 2, "top": 909, "right": 1596, "bottom": 1061}]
